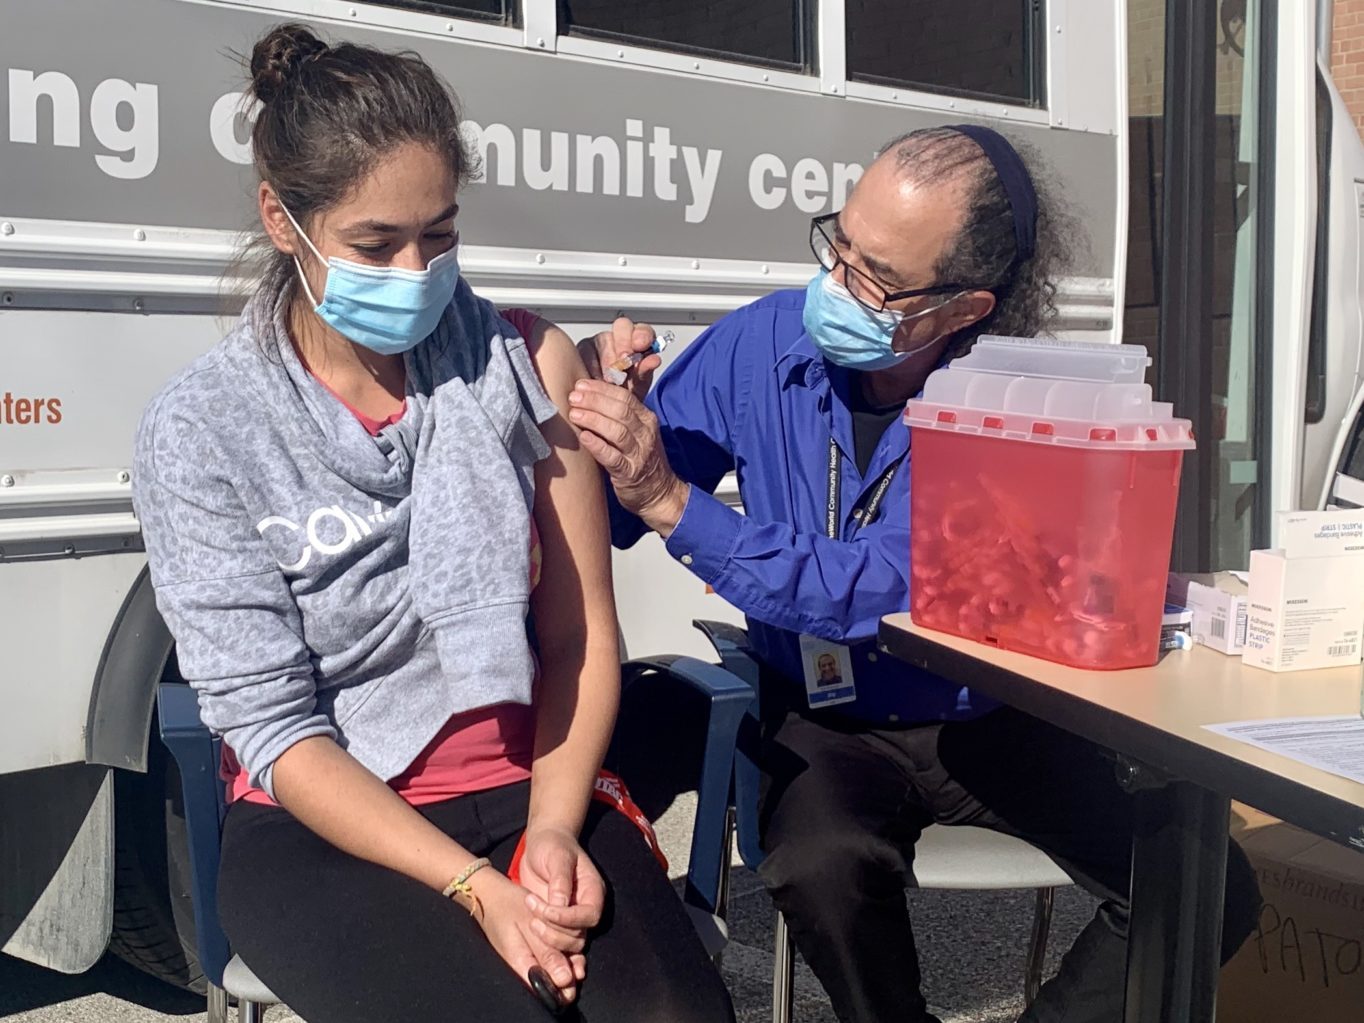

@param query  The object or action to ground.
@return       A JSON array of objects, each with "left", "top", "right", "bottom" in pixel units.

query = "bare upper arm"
[
  {"left": 524, "top": 317, "right": 588, "bottom": 410},
  {"left": 525, "top": 318, "right": 617, "bottom": 646}
]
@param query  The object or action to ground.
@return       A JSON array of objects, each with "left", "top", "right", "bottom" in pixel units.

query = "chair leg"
[
  {"left": 1025, "top": 886, "right": 1057, "bottom": 1007},
  {"left": 716, "top": 807, "right": 737, "bottom": 922},
  {"left": 703, "top": 808, "right": 739, "bottom": 967},
  {"left": 238, "top": 1001, "right": 267, "bottom": 1023},
  {"left": 772, "top": 910, "right": 795, "bottom": 1023},
  {"left": 207, "top": 983, "right": 230, "bottom": 1023}
]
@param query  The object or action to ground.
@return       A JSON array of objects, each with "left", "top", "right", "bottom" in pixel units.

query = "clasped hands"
[{"left": 471, "top": 826, "right": 605, "bottom": 1008}]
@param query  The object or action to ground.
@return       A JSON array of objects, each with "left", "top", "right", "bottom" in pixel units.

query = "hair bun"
[{"left": 250, "top": 23, "right": 329, "bottom": 104}]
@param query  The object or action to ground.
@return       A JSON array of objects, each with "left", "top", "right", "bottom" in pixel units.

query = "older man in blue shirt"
[{"left": 571, "top": 126, "right": 1259, "bottom": 1023}]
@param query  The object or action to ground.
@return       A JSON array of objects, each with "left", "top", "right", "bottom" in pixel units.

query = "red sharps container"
[{"left": 905, "top": 336, "right": 1195, "bottom": 670}]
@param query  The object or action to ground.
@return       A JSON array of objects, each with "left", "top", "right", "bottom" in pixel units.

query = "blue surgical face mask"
[
  {"left": 802, "top": 270, "right": 957, "bottom": 371},
  {"left": 283, "top": 204, "right": 460, "bottom": 356}
]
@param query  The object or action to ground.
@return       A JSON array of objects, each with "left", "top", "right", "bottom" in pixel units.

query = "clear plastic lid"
[
  {"left": 907, "top": 336, "right": 1193, "bottom": 450},
  {"left": 953, "top": 336, "right": 1152, "bottom": 384}
]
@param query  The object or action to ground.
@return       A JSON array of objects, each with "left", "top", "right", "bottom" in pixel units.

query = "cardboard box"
[
  {"left": 1169, "top": 572, "right": 1250, "bottom": 655},
  {"left": 1242, "top": 511, "right": 1364, "bottom": 673},
  {"left": 1277, "top": 510, "right": 1364, "bottom": 559},
  {"left": 1219, "top": 805, "right": 1364, "bottom": 1022},
  {"left": 1243, "top": 550, "right": 1364, "bottom": 672}
]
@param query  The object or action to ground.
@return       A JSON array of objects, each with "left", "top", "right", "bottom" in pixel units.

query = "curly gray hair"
[{"left": 878, "top": 126, "right": 1075, "bottom": 360}]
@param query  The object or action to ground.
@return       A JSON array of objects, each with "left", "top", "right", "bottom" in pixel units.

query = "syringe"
[{"left": 604, "top": 331, "right": 675, "bottom": 385}]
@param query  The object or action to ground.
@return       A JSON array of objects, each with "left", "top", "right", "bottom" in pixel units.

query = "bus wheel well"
[{"left": 86, "top": 566, "right": 174, "bottom": 772}]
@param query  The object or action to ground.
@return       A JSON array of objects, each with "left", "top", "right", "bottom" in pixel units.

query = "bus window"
[
  {"left": 371, "top": 0, "right": 512, "bottom": 23},
  {"left": 557, "top": 0, "right": 811, "bottom": 71},
  {"left": 1332, "top": 404, "right": 1364, "bottom": 509},
  {"left": 1305, "top": 69, "right": 1333, "bottom": 425},
  {"left": 845, "top": 0, "right": 1044, "bottom": 106}
]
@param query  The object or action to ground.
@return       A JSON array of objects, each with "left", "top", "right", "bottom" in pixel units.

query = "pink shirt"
[{"left": 226, "top": 308, "right": 545, "bottom": 807}]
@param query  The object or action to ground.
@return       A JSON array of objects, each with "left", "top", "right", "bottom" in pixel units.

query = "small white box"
[
  {"left": 1168, "top": 573, "right": 1250, "bottom": 655},
  {"left": 1277, "top": 509, "right": 1364, "bottom": 559},
  {"left": 1243, "top": 549, "right": 1364, "bottom": 673}
]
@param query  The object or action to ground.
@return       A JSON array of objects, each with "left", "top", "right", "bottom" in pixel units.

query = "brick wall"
[
  {"left": 1128, "top": 0, "right": 1164, "bottom": 117},
  {"left": 1128, "top": 0, "right": 1246, "bottom": 118},
  {"left": 1333, "top": 0, "right": 1364, "bottom": 136}
]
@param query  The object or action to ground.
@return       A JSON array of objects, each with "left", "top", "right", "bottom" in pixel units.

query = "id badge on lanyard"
[{"left": 802, "top": 439, "right": 901, "bottom": 709}]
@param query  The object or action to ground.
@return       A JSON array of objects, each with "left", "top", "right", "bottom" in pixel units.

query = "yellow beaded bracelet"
[{"left": 442, "top": 857, "right": 491, "bottom": 920}]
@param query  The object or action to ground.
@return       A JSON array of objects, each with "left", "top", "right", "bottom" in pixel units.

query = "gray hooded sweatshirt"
[{"left": 133, "top": 278, "right": 556, "bottom": 799}]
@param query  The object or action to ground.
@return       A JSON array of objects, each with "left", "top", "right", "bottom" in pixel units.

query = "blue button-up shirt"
[{"left": 609, "top": 289, "right": 993, "bottom": 725}]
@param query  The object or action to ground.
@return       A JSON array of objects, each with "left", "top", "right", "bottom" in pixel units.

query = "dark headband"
[{"left": 946, "top": 123, "right": 1038, "bottom": 267}]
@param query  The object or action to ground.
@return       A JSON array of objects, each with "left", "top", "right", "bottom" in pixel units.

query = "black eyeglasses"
[{"left": 809, "top": 212, "right": 984, "bottom": 314}]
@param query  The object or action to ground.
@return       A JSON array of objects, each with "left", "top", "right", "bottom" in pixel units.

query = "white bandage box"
[
  {"left": 1276, "top": 509, "right": 1364, "bottom": 559},
  {"left": 1242, "top": 512, "right": 1364, "bottom": 673},
  {"left": 1167, "top": 572, "right": 1249, "bottom": 655}
]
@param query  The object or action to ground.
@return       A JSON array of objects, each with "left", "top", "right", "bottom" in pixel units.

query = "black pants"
[
  {"left": 218, "top": 780, "right": 734, "bottom": 1023},
  {"left": 757, "top": 707, "right": 1262, "bottom": 1023}
]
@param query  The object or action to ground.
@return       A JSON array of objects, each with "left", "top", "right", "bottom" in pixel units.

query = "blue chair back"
[{"left": 156, "top": 683, "right": 233, "bottom": 989}]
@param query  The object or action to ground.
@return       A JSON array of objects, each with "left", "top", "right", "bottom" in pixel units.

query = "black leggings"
[{"left": 218, "top": 780, "right": 734, "bottom": 1023}]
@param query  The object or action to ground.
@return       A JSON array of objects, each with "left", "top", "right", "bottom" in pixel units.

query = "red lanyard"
[{"left": 507, "top": 769, "right": 667, "bottom": 883}]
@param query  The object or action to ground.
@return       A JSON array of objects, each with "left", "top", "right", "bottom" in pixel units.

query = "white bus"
[{"left": 1, "top": 0, "right": 1360, "bottom": 992}]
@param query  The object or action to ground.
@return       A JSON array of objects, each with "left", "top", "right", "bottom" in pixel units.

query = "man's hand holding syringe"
[
  {"left": 576, "top": 316, "right": 671, "bottom": 401},
  {"left": 572, "top": 317, "right": 690, "bottom": 539}
]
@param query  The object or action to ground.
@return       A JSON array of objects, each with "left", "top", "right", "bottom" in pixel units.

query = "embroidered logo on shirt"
[{"left": 256, "top": 502, "right": 395, "bottom": 572}]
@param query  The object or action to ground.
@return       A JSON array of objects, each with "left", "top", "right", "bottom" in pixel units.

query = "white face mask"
[{"left": 283, "top": 203, "right": 461, "bottom": 356}]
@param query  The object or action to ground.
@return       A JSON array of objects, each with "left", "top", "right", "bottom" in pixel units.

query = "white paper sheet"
[{"left": 1204, "top": 716, "right": 1364, "bottom": 784}]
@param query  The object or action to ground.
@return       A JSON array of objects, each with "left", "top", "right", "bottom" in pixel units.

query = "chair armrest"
[
  {"left": 156, "top": 683, "right": 232, "bottom": 988},
  {"left": 620, "top": 655, "right": 753, "bottom": 916},
  {"left": 692, "top": 619, "right": 761, "bottom": 689},
  {"left": 690, "top": 619, "right": 754, "bottom": 655},
  {"left": 624, "top": 653, "right": 753, "bottom": 701},
  {"left": 157, "top": 682, "right": 211, "bottom": 746}
]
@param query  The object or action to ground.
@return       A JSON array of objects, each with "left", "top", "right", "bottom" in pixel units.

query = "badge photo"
[{"left": 798, "top": 635, "right": 857, "bottom": 708}]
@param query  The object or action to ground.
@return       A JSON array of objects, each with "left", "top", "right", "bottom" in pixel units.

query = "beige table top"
[{"left": 878, "top": 613, "right": 1364, "bottom": 850}]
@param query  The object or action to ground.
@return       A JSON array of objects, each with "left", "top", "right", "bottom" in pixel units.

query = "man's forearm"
[{"left": 662, "top": 485, "right": 911, "bottom": 642}]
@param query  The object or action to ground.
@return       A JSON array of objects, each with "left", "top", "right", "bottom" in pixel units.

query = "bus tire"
[{"left": 107, "top": 724, "right": 206, "bottom": 994}]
